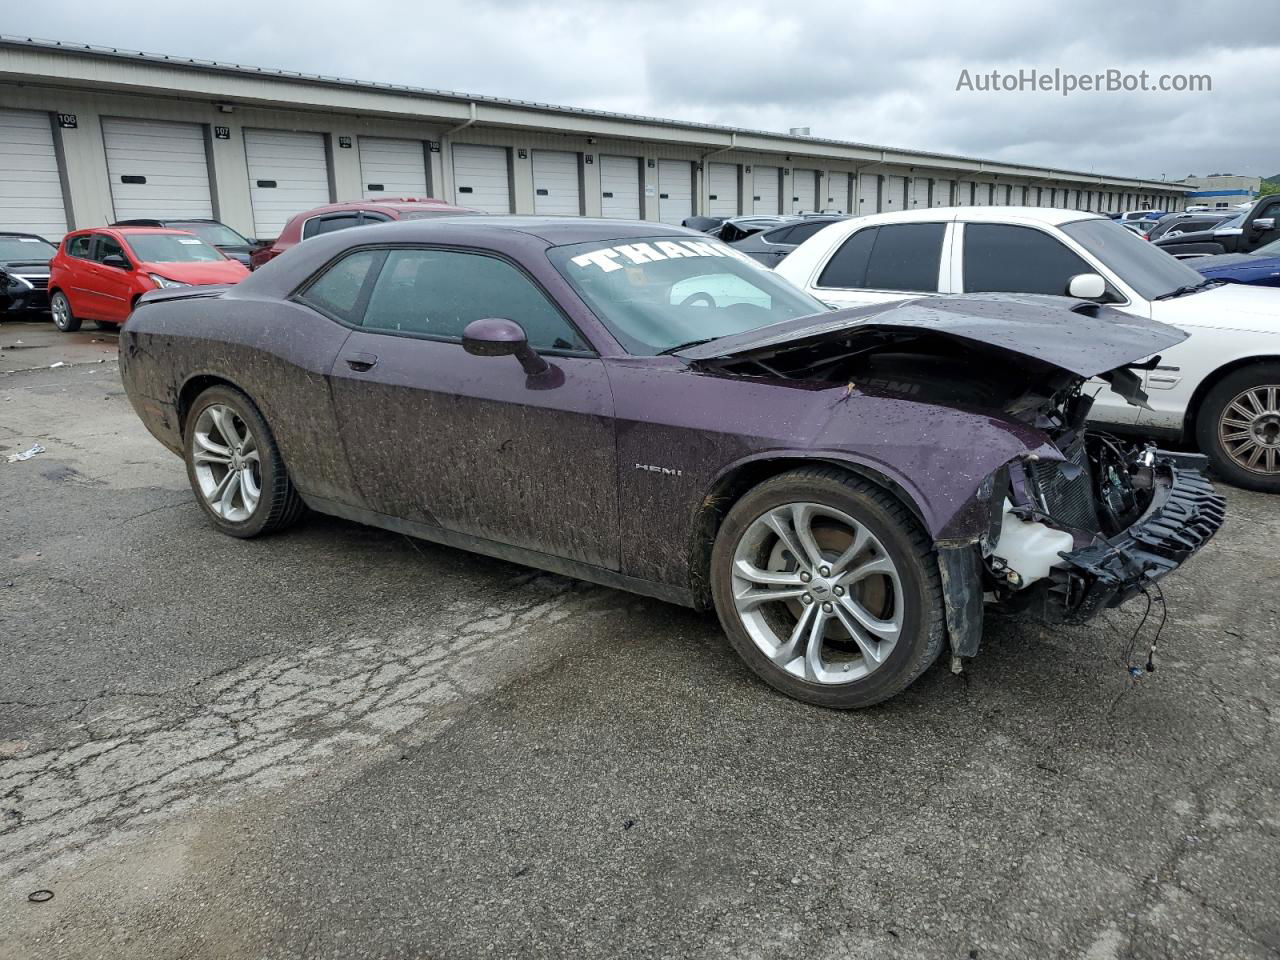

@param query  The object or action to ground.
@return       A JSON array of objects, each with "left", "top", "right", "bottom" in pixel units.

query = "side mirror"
[
  {"left": 101, "top": 254, "right": 131, "bottom": 270},
  {"left": 462, "top": 317, "right": 551, "bottom": 378},
  {"left": 1251, "top": 217, "right": 1275, "bottom": 233},
  {"left": 1067, "top": 273, "right": 1106, "bottom": 300}
]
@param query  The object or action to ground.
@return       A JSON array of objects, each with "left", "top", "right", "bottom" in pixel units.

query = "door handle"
[{"left": 345, "top": 352, "right": 378, "bottom": 372}]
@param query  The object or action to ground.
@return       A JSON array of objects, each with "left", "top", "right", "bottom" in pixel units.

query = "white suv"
[{"left": 776, "top": 207, "right": 1280, "bottom": 492}]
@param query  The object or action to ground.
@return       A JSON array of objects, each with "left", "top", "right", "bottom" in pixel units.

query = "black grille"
[
  {"left": 18, "top": 276, "right": 48, "bottom": 290},
  {"left": 1027, "top": 437, "right": 1098, "bottom": 533}
]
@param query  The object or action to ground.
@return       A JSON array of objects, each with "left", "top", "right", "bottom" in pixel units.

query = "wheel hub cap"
[
  {"left": 730, "top": 501, "right": 904, "bottom": 686},
  {"left": 191, "top": 403, "right": 262, "bottom": 522},
  {"left": 1220, "top": 385, "right": 1280, "bottom": 475}
]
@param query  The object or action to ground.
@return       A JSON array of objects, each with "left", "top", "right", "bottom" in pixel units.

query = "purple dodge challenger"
[{"left": 120, "top": 217, "right": 1224, "bottom": 708}]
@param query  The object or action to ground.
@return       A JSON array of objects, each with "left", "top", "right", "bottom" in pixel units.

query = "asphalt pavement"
[{"left": 1, "top": 314, "right": 1277, "bottom": 959}]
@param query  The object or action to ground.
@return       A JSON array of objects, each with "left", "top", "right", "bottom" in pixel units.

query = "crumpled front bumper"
[{"left": 1040, "top": 451, "right": 1225, "bottom": 623}]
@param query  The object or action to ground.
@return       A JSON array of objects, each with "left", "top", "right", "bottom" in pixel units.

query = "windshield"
[
  {"left": 1060, "top": 218, "right": 1205, "bottom": 300},
  {"left": 125, "top": 234, "right": 227, "bottom": 264},
  {"left": 1252, "top": 237, "right": 1280, "bottom": 257},
  {"left": 169, "top": 222, "right": 250, "bottom": 247},
  {"left": 0, "top": 236, "right": 56, "bottom": 261},
  {"left": 549, "top": 236, "right": 827, "bottom": 355}
]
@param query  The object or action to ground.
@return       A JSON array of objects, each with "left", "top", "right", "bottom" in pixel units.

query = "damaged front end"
[
  {"left": 680, "top": 294, "right": 1226, "bottom": 660},
  {"left": 985, "top": 435, "right": 1225, "bottom": 624}
]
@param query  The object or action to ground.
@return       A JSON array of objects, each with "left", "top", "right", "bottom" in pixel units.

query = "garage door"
[
  {"left": 599, "top": 155, "right": 641, "bottom": 219},
  {"left": 826, "top": 172, "right": 851, "bottom": 213},
  {"left": 857, "top": 174, "right": 879, "bottom": 213},
  {"left": 243, "top": 129, "right": 330, "bottom": 239},
  {"left": 974, "top": 182, "right": 991, "bottom": 206},
  {"left": 791, "top": 169, "right": 817, "bottom": 213},
  {"left": 752, "top": 166, "right": 780, "bottom": 215},
  {"left": 452, "top": 144, "right": 511, "bottom": 214},
  {"left": 532, "top": 150, "right": 581, "bottom": 216},
  {"left": 359, "top": 137, "right": 428, "bottom": 199},
  {"left": 657, "top": 160, "right": 692, "bottom": 225},
  {"left": 931, "top": 179, "right": 951, "bottom": 207},
  {"left": 910, "top": 177, "right": 930, "bottom": 208},
  {"left": 707, "top": 162, "right": 738, "bottom": 217},
  {"left": 0, "top": 109, "right": 68, "bottom": 239},
  {"left": 884, "top": 176, "right": 907, "bottom": 212},
  {"left": 102, "top": 118, "right": 213, "bottom": 222}
]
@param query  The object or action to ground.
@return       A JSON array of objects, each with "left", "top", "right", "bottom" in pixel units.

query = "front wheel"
[
  {"left": 50, "top": 291, "right": 80, "bottom": 332},
  {"left": 710, "top": 468, "right": 946, "bottom": 709},
  {"left": 1196, "top": 363, "right": 1280, "bottom": 493},
  {"left": 183, "top": 385, "right": 305, "bottom": 538}
]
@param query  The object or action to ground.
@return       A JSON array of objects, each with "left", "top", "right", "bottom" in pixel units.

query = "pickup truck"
[{"left": 1154, "top": 196, "right": 1280, "bottom": 258}]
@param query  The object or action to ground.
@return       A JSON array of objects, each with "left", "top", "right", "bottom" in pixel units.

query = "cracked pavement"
[{"left": 1, "top": 321, "right": 1277, "bottom": 959}]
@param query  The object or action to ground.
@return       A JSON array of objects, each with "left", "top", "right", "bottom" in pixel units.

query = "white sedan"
[{"left": 776, "top": 206, "right": 1280, "bottom": 493}]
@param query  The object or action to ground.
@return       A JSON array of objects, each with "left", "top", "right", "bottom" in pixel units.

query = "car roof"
[
  {"left": 860, "top": 205, "right": 1102, "bottom": 226},
  {"left": 362, "top": 215, "right": 700, "bottom": 245},
  {"left": 113, "top": 217, "right": 224, "bottom": 225},
  {"left": 67, "top": 227, "right": 199, "bottom": 238},
  {"left": 0, "top": 231, "right": 51, "bottom": 240},
  {"left": 298, "top": 198, "right": 473, "bottom": 217}
]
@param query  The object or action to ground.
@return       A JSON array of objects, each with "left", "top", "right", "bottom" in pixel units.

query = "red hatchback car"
[
  {"left": 49, "top": 227, "right": 249, "bottom": 332},
  {"left": 248, "top": 197, "right": 478, "bottom": 269}
]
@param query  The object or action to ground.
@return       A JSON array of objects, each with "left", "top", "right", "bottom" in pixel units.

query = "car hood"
[
  {"left": 1191, "top": 251, "right": 1265, "bottom": 270},
  {"left": 1150, "top": 281, "right": 1280, "bottom": 332},
  {"left": 677, "top": 293, "right": 1188, "bottom": 379},
  {"left": 139, "top": 260, "right": 250, "bottom": 285},
  {"left": 1194, "top": 253, "right": 1280, "bottom": 277},
  {"left": 1, "top": 259, "right": 51, "bottom": 272}
]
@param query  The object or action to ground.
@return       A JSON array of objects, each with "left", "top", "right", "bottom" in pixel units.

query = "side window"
[
  {"left": 862, "top": 223, "right": 945, "bottom": 292},
  {"left": 816, "top": 227, "right": 877, "bottom": 288},
  {"left": 303, "top": 214, "right": 362, "bottom": 240},
  {"left": 65, "top": 235, "right": 91, "bottom": 259},
  {"left": 963, "top": 223, "right": 1093, "bottom": 296},
  {"left": 762, "top": 226, "right": 795, "bottom": 245},
  {"left": 784, "top": 221, "right": 832, "bottom": 245},
  {"left": 94, "top": 235, "right": 127, "bottom": 264},
  {"left": 360, "top": 212, "right": 393, "bottom": 225},
  {"left": 297, "top": 249, "right": 382, "bottom": 322},
  {"left": 360, "top": 248, "right": 589, "bottom": 352}
]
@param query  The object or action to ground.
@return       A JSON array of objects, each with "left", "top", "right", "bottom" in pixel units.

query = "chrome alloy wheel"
[
  {"left": 1220, "top": 384, "right": 1280, "bottom": 475},
  {"left": 51, "top": 293, "right": 72, "bottom": 330},
  {"left": 730, "top": 502, "right": 903, "bottom": 685},
  {"left": 191, "top": 404, "right": 262, "bottom": 521}
]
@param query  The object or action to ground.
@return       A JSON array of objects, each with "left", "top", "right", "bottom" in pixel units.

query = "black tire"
[
  {"left": 709, "top": 467, "right": 946, "bottom": 709},
  {"left": 183, "top": 384, "right": 306, "bottom": 538},
  {"left": 94, "top": 318, "right": 119, "bottom": 331},
  {"left": 50, "top": 291, "right": 80, "bottom": 332},
  {"left": 1195, "top": 362, "right": 1280, "bottom": 493}
]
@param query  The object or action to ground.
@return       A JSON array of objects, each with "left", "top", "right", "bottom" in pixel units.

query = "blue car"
[{"left": 1192, "top": 237, "right": 1280, "bottom": 288}]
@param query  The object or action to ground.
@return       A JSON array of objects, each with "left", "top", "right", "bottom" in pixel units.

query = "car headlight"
[{"left": 148, "top": 274, "right": 188, "bottom": 289}]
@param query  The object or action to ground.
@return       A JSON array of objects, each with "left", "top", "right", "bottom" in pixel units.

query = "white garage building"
[{"left": 0, "top": 36, "right": 1190, "bottom": 241}]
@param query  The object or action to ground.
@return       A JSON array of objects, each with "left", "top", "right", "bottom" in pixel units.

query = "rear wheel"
[
  {"left": 1196, "top": 363, "right": 1280, "bottom": 493},
  {"left": 183, "top": 385, "right": 305, "bottom": 538},
  {"left": 50, "top": 291, "right": 80, "bottom": 332},
  {"left": 710, "top": 468, "right": 946, "bottom": 709}
]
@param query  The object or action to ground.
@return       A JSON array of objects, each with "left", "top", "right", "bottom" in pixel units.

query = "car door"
[
  {"left": 59, "top": 234, "right": 97, "bottom": 317},
  {"left": 808, "top": 222, "right": 950, "bottom": 309},
  {"left": 1243, "top": 197, "right": 1280, "bottom": 252},
  {"left": 955, "top": 221, "right": 1140, "bottom": 425},
  {"left": 316, "top": 244, "right": 619, "bottom": 570},
  {"left": 91, "top": 234, "right": 138, "bottom": 323}
]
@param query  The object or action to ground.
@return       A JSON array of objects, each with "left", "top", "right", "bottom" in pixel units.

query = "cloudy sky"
[{"left": 10, "top": 1, "right": 1280, "bottom": 181}]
